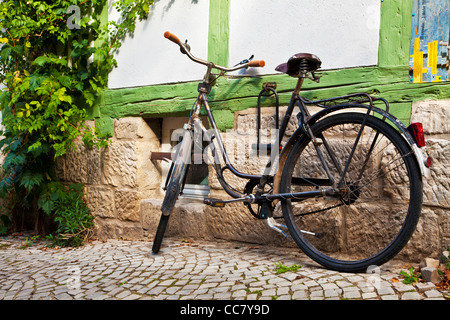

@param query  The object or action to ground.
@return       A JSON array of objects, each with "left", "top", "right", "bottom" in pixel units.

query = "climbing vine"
[{"left": 0, "top": 0, "right": 153, "bottom": 235}]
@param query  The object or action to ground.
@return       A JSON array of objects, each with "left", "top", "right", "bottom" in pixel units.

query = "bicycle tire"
[
  {"left": 152, "top": 214, "right": 170, "bottom": 254},
  {"left": 280, "top": 112, "right": 422, "bottom": 272},
  {"left": 152, "top": 129, "right": 192, "bottom": 254}
]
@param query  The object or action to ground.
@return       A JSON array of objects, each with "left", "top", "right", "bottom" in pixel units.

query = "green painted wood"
[
  {"left": 208, "top": 0, "right": 230, "bottom": 68},
  {"left": 98, "top": 65, "right": 449, "bottom": 130},
  {"left": 378, "top": 0, "right": 413, "bottom": 67}
]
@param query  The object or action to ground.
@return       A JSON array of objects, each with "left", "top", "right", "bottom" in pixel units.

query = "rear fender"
[{"left": 273, "top": 104, "right": 430, "bottom": 198}]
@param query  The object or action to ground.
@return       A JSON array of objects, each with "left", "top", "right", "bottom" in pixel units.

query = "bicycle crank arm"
[{"left": 203, "top": 195, "right": 256, "bottom": 207}]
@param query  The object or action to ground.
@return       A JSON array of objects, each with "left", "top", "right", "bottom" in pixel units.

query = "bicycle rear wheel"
[
  {"left": 280, "top": 112, "right": 422, "bottom": 272},
  {"left": 152, "top": 129, "right": 192, "bottom": 253}
]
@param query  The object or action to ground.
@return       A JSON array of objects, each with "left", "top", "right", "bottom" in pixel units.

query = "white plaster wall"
[
  {"left": 228, "top": 0, "right": 381, "bottom": 76},
  {"left": 108, "top": 0, "right": 210, "bottom": 89},
  {"left": 109, "top": 0, "right": 380, "bottom": 87}
]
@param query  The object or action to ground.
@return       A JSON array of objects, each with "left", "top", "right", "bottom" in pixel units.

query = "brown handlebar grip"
[
  {"left": 248, "top": 60, "right": 265, "bottom": 67},
  {"left": 164, "top": 31, "right": 181, "bottom": 45}
]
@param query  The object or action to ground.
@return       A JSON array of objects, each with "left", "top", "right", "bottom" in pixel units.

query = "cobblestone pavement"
[{"left": 1, "top": 233, "right": 449, "bottom": 302}]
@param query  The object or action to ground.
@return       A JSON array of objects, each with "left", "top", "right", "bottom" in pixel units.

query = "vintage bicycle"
[{"left": 151, "top": 31, "right": 431, "bottom": 272}]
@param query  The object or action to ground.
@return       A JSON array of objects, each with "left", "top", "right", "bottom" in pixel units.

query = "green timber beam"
[{"left": 208, "top": 0, "right": 230, "bottom": 68}]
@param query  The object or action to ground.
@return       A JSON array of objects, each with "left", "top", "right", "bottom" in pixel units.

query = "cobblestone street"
[{"left": 1, "top": 233, "right": 448, "bottom": 305}]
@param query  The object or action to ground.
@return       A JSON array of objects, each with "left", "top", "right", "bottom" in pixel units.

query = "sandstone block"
[
  {"left": 115, "top": 221, "right": 144, "bottom": 240},
  {"left": 234, "top": 106, "right": 300, "bottom": 139},
  {"left": 140, "top": 198, "right": 203, "bottom": 238},
  {"left": 93, "top": 218, "right": 143, "bottom": 240},
  {"left": 204, "top": 191, "right": 288, "bottom": 246},
  {"left": 63, "top": 140, "right": 102, "bottom": 185},
  {"left": 92, "top": 218, "right": 117, "bottom": 240},
  {"left": 421, "top": 139, "right": 450, "bottom": 209},
  {"left": 136, "top": 137, "right": 161, "bottom": 196},
  {"left": 419, "top": 258, "right": 440, "bottom": 269},
  {"left": 411, "top": 100, "right": 450, "bottom": 135},
  {"left": 85, "top": 186, "right": 115, "bottom": 219},
  {"left": 115, "top": 189, "right": 140, "bottom": 222},
  {"left": 140, "top": 199, "right": 163, "bottom": 233},
  {"left": 399, "top": 207, "right": 441, "bottom": 261},
  {"left": 102, "top": 140, "right": 137, "bottom": 188},
  {"left": 115, "top": 117, "right": 158, "bottom": 140},
  {"left": 171, "top": 199, "right": 209, "bottom": 239}
]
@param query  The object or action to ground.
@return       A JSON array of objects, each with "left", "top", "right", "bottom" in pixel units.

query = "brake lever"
[
  {"left": 234, "top": 54, "right": 254, "bottom": 67},
  {"left": 180, "top": 40, "right": 191, "bottom": 55}
]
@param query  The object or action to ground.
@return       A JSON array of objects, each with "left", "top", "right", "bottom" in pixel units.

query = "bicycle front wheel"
[
  {"left": 280, "top": 112, "right": 422, "bottom": 272},
  {"left": 152, "top": 129, "right": 192, "bottom": 254}
]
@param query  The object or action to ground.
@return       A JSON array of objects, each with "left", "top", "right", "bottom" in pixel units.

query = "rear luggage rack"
[{"left": 252, "top": 82, "right": 279, "bottom": 152}]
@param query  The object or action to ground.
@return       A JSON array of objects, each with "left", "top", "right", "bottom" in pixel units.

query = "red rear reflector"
[{"left": 409, "top": 122, "right": 426, "bottom": 147}]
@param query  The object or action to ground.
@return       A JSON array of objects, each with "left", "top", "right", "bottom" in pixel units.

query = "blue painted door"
[{"left": 409, "top": 0, "right": 450, "bottom": 83}]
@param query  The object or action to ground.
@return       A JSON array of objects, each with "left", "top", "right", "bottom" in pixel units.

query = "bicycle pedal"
[{"left": 203, "top": 198, "right": 226, "bottom": 207}]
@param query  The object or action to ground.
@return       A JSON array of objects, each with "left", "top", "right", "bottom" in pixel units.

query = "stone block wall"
[
  {"left": 56, "top": 99, "right": 449, "bottom": 261},
  {"left": 410, "top": 100, "right": 450, "bottom": 253},
  {"left": 56, "top": 117, "right": 163, "bottom": 240}
]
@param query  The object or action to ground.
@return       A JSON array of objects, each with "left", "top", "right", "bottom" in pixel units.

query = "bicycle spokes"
[{"left": 281, "top": 113, "right": 421, "bottom": 270}]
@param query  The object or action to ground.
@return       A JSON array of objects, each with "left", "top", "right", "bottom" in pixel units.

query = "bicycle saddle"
[{"left": 275, "top": 53, "right": 321, "bottom": 77}]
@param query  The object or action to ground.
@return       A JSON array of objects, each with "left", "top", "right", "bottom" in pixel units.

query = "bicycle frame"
[
  {"left": 185, "top": 78, "right": 343, "bottom": 208},
  {"left": 178, "top": 77, "right": 431, "bottom": 214}
]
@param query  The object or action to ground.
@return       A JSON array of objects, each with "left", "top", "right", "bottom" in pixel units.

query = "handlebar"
[
  {"left": 164, "top": 31, "right": 181, "bottom": 45},
  {"left": 248, "top": 60, "right": 265, "bottom": 68},
  {"left": 164, "top": 31, "right": 265, "bottom": 72}
]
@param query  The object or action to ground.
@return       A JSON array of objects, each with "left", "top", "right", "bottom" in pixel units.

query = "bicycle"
[{"left": 151, "top": 31, "right": 431, "bottom": 273}]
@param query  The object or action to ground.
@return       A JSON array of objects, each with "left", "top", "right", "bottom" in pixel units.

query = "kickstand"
[{"left": 266, "top": 217, "right": 291, "bottom": 241}]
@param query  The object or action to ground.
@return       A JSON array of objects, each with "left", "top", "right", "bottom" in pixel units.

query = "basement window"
[{"left": 161, "top": 117, "right": 210, "bottom": 199}]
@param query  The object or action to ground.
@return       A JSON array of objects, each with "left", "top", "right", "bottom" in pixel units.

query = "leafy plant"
[
  {"left": 400, "top": 267, "right": 419, "bottom": 284},
  {"left": 274, "top": 262, "right": 302, "bottom": 274},
  {"left": 46, "top": 183, "right": 93, "bottom": 247},
  {"left": 19, "top": 234, "right": 40, "bottom": 250},
  {"left": 0, "top": 0, "right": 153, "bottom": 234}
]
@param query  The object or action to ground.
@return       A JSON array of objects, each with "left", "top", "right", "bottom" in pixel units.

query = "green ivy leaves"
[{"left": 0, "top": 0, "right": 154, "bottom": 234}]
